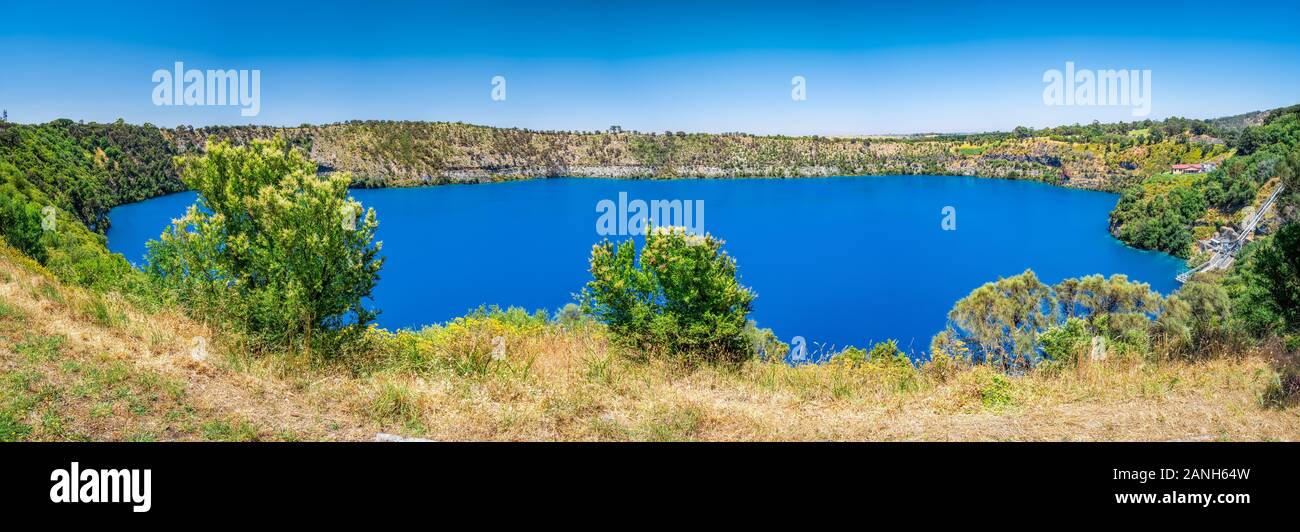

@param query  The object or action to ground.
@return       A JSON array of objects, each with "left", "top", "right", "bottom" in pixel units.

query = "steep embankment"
[
  {"left": 0, "top": 246, "right": 379, "bottom": 441},
  {"left": 3, "top": 244, "right": 1296, "bottom": 442}
]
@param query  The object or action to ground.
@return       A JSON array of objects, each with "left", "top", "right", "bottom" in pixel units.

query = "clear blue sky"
[{"left": 2, "top": 0, "right": 1298, "bottom": 134}]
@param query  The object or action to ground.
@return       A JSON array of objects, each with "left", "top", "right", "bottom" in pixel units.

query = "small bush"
[
  {"left": 78, "top": 293, "right": 123, "bottom": 327},
  {"left": 381, "top": 305, "right": 545, "bottom": 377},
  {"left": 580, "top": 227, "right": 755, "bottom": 363},
  {"left": 742, "top": 320, "right": 787, "bottom": 361},
  {"left": 1039, "top": 318, "right": 1090, "bottom": 366},
  {"left": 368, "top": 379, "right": 428, "bottom": 430},
  {"left": 553, "top": 303, "right": 589, "bottom": 329},
  {"left": 978, "top": 373, "right": 1015, "bottom": 410},
  {"left": 0, "top": 193, "right": 46, "bottom": 263},
  {"left": 922, "top": 350, "right": 964, "bottom": 383},
  {"left": 1259, "top": 367, "right": 1300, "bottom": 409},
  {"left": 833, "top": 340, "right": 911, "bottom": 369}
]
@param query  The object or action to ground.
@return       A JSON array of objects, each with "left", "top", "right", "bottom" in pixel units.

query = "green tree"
[
  {"left": 1055, "top": 274, "right": 1161, "bottom": 337},
  {"left": 580, "top": 227, "right": 755, "bottom": 362},
  {"left": 1224, "top": 238, "right": 1287, "bottom": 338},
  {"left": 1038, "top": 317, "right": 1090, "bottom": 366},
  {"left": 1253, "top": 223, "right": 1300, "bottom": 332},
  {"left": 946, "top": 269, "right": 1057, "bottom": 371},
  {"left": 147, "top": 137, "right": 383, "bottom": 355},
  {"left": 1276, "top": 147, "right": 1300, "bottom": 223}
]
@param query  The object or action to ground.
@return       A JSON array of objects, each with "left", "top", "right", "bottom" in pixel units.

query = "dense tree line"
[{"left": 0, "top": 118, "right": 184, "bottom": 231}]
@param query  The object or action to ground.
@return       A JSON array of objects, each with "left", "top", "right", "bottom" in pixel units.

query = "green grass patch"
[
  {"left": 32, "top": 281, "right": 64, "bottom": 304},
  {"left": 16, "top": 334, "right": 64, "bottom": 363},
  {"left": 200, "top": 419, "right": 260, "bottom": 441},
  {"left": 79, "top": 294, "right": 123, "bottom": 327},
  {"left": 0, "top": 370, "right": 46, "bottom": 441},
  {"left": 368, "top": 379, "right": 428, "bottom": 431},
  {"left": 979, "top": 374, "right": 1016, "bottom": 410},
  {"left": 0, "top": 297, "right": 24, "bottom": 321}
]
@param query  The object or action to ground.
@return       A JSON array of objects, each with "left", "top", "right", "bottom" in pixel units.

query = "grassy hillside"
[{"left": 3, "top": 244, "right": 1296, "bottom": 441}]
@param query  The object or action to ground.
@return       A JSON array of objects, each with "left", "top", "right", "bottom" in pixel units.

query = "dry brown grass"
[
  {"left": 2, "top": 247, "right": 1298, "bottom": 442},
  {"left": 0, "top": 249, "right": 376, "bottom": 441}
]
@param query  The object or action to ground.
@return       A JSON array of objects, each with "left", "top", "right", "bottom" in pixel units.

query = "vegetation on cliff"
[{"left": 1108, "top": 109, "right": 1300, "bottom": 257}]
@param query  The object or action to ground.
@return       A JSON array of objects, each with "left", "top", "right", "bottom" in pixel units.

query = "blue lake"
[{"left": 105, "top": 176, "right": 1187, "bottom": 353}]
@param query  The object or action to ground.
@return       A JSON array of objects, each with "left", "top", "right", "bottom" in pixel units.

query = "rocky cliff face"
[{"left": 157, "top": 122, "right": 1213, "bottom": 192}]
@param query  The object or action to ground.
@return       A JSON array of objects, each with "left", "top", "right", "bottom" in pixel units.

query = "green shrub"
[
  {"left": 1039, "top": 317, "right": 1090, "bottom": 366},
  {"left": 1156, "top": 280, "right": 1235, "bottom": 358},
  {"left": 1055, "top": 274, "right": 1161, "bottom": 335},
  {"left": 834, "top": 340, "right": 911, "bottom": 369},
  {"left": 923, "top": 330, "right": 969, "bottom": 381},
  {"left": 580, "top": 227, "right": 755, "bottom": 363},
  {"left": 380, "top": 305, "right": 546, "bottom": 377},
  {"left": 1223, "top": 223, "right": 1300, "bottom": 340},
  {"left": 1252, "top": 223, "right": 1300, "bottom": 332},
  {"left": 553, "top": 303, "right": 588, "bottom": 328},
  {"left": 0, "top": 193, "right": 46, "bottom": 262},
  {"left": 979, "top": 373, "right": 1015, "bottom": 409}
]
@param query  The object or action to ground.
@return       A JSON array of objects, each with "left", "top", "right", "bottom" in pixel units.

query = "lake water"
[{"left": 106, "top": 176, "right": 1186, "bottom": 354}]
